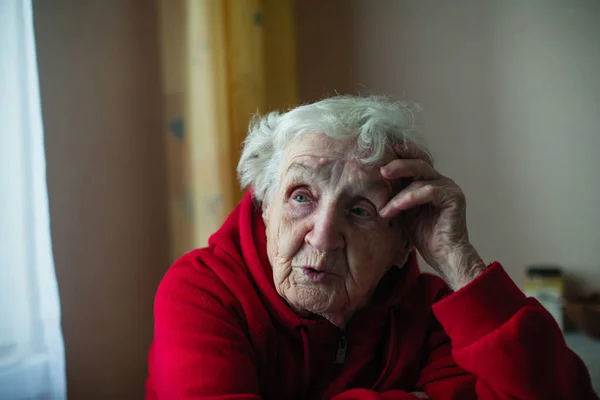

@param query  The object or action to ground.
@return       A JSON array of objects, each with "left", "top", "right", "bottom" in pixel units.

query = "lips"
[{"left": 300, "top": 266, "right": 337, "bottom": 282}]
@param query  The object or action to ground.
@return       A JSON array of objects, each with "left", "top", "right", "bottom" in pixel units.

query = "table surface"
[{"left": 565, "top": 332, "right": 600, "bottom": 394}]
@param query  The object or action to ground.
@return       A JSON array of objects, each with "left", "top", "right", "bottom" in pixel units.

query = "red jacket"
[{"left": 146, "top": 192, "right": 597, "bottom": 399}]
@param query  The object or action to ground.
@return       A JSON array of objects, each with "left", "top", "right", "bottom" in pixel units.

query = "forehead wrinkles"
[
  {"left": 339, "top": 160, "right": 392, "bottom": 199},
  {"left": 285, "top": 155, "right": 335, "bottom": 177},
  {"left": 284, "top": 155, "right": 344, "bottom": 189},
  {"left": 284, "top": 155, "right": 391, "bottom": 198}
]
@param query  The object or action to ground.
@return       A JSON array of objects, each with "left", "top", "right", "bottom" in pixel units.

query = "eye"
[
  {"left": 293, "top": 193, "right": 310, "bottom": 203},
  {"left": 290, "top": 188, "right": 312, "bottom": 204},
  {"left": 350, "top": 207, "right": 372, "bottom": 217}
]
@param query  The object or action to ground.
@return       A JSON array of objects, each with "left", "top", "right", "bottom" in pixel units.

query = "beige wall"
[
  {"left": 33, "top": 1, "right": 169, "bottom": 398},
  {"left": 297, "top": 0, "right": 600, "bottom": 290},
  {"left": 295, "top": 0, "right": 356, "bottom": 103}
]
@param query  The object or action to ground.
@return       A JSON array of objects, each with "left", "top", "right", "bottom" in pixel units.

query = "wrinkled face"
[{"left": 262, "top": 132, "right": 411, "bottom": 327}]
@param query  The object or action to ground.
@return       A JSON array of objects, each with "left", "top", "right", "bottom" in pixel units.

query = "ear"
[
  {"left": 262, "top": 200, "right": 270, "bottom": 224},
  {"left": 393, "top": 243, "right": 414, "bottom": 269},
  {"left": 393, "top": 226, "right": 414, "bottom": 269}
]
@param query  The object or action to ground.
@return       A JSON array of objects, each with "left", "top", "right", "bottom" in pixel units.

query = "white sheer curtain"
[{"left": 0, "top": 0, "right": 66, "bottom": 399}]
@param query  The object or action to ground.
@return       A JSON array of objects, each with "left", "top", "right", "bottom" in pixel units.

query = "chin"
[{"left": 288, "top": 284, "right": 344, "bottom": 317}]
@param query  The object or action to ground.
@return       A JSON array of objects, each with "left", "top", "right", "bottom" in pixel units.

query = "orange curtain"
[{"left": 158, "top": 0, "right": 297, "bottom": 260}]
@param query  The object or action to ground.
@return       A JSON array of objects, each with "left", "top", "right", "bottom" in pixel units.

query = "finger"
[
  {"left": 380, "top": 180, "right": 447, "bottom": 218},
  {"left": 394, "top": 142, "right": 433, "bottom": 165},
  {"left": 380, "top": 180, "right": 430, "bottom": 218},
  {"left": 380, "top": 158, "right": 441, "bottom": 181}
]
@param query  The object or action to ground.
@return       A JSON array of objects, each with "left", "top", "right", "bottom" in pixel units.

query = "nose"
[{"left": 305, "top": 203, "right": 345, "bottom": 252}]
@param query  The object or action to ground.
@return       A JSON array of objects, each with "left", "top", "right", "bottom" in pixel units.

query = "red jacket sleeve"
[
  {"left": 426, "top": 262, "right": 598, "bottom": 399},
  {"left": 335, "top": 263, "right": 598, "bottom": 400},
  {"left": 147, "top": 258, "right": 262, "bottom": 400}
]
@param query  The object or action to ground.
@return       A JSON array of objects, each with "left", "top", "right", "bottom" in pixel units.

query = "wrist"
[{"left": 443, "top": 244, "right": 487, "bottom": 291}]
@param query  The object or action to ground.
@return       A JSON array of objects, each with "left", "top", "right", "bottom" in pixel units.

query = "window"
[{"left": 0, "top": 1, "right": 66, "bottom": 398}]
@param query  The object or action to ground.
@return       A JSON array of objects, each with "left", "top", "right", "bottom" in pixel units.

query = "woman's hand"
[{"left": 379, "top": 144, "right": 486, "bottom": 291}]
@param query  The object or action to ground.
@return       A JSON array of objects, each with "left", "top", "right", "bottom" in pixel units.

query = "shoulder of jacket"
[{"left": 157, "top": 247, "right": 250, "bottom": 309}]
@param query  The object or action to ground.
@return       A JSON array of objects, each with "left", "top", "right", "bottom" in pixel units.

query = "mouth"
[{"left": 300, "top": 266, "right": 337, "bottom": 282}]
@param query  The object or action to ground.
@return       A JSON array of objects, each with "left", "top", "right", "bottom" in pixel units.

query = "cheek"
[
  {"left": 350, "top": 246, "right": 383, "bottom": 278},
  {"left": 347, "top": 228, "right": 404, "bottom": 275},
  {"left": 266, "top": 214, "right": 313, "bottom": 299},
  {"left": 265, "top": 205, "right": 311, "bottom": 268}
]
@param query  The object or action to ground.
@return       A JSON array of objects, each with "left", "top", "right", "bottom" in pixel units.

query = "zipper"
[{"left": 335, "top": 332, "right": 348, "bottom": 364}]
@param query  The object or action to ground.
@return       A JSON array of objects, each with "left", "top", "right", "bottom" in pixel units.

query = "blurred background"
[{"left": 2, "top": 0, "right": 599, "bottom": 398}]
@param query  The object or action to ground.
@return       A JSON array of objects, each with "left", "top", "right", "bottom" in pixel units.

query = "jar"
[{"left": 524, "top": 266, "right": 564, "bottom": 331}]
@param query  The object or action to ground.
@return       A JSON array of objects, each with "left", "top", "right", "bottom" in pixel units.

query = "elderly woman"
[{"left": 146, "top": 97, "right": 596, "bottom": 399}]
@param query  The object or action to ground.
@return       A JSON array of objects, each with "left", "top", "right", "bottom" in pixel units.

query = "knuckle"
[
  {"left": 423, "top": 184, "right": 437, "bottom": 196},
  {"left": 417, "top": 158, "right": 430, "bottom": 168},
  {"left": 391, "top": 158, "right": 406, "bottom": 167},
  {"left": 389, "top": 196, "right": 403, "bottom": 209},
  {"left": 385, "top": 159, "right": 403, "bottom": 174},
  {"left": 405, "top": 191, "right": 418, "bottom": 203}
]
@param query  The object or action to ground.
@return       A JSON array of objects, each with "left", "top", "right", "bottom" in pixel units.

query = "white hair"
[{"left": 237, "top": 95, "right": 431, "bottom": 204}]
